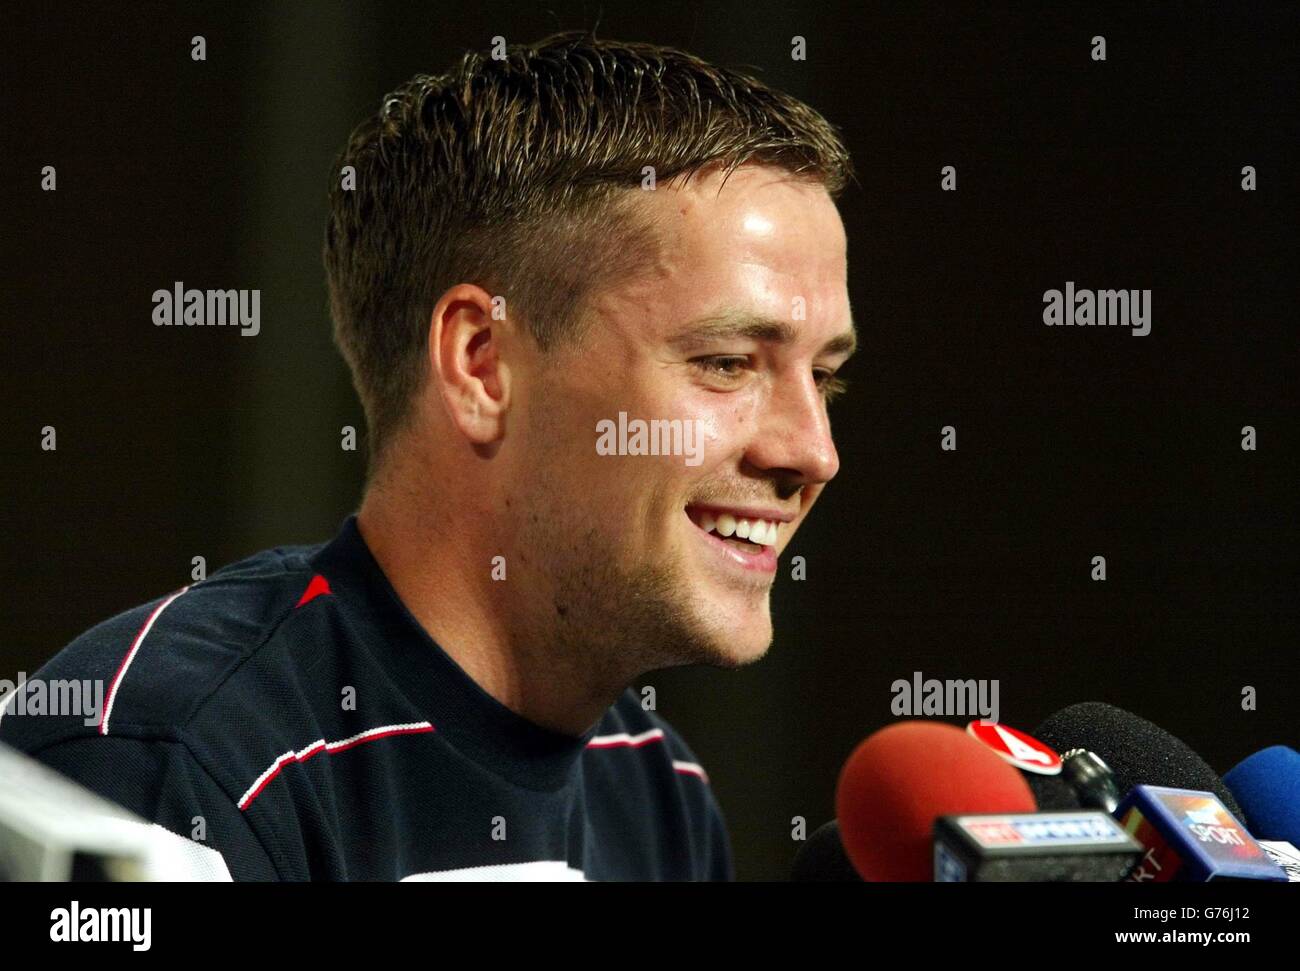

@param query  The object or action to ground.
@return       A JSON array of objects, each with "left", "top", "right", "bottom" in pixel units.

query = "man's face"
[{"left": 511, "top": 164, "right": 853, "bottom": 676}]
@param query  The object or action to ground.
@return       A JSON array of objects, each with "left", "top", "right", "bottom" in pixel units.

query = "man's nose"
[{"left": 743, "top": 374, "right": 840, "bottom": 487}]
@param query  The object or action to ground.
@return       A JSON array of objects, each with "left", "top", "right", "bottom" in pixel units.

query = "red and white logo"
[{"left": 966, "top": 721, "right": 1062, "bottom": 775}]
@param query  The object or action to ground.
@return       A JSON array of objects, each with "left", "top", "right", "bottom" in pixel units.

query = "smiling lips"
[{"left": 684, "top": 504, "right": 791, "bottom": 574}]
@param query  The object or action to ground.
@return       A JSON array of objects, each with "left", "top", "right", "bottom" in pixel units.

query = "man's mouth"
[{"left": 685, "top": 504, "right": 782, "bottom": 551}]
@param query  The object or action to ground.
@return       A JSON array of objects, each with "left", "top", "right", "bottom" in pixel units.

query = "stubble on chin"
[{"left": 541, "top": 520, "right": 766, "bottom": 682}]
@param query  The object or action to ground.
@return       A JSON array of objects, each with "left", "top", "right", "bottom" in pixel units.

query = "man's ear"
[{"left": 427, "top": 283, "right": 511, "bottom": 445}]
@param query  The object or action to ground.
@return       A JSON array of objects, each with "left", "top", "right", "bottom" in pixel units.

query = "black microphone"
[
  {"left": 1033, "top": 703, "right": 1283, "bottom": 881},
  {"left": 1032, "top": 702, "right": 1243, "bottom": 819},
  {"left": 790, "top": 820, "right": 861, "bottom": 881},
  {"left": 1023, "top": 772, "right": 1084, "bottom": 811}
]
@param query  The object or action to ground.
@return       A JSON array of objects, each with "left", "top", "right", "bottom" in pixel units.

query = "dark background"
[{"left": 3, "top": 1, "right": 1297, "bottom": 880}]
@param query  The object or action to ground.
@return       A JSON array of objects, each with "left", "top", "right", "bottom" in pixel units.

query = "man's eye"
[
  {"left": 816, "top": 370, "right": 849, "bottom": 403},
  {"left": 691, "top": 356, "right": 749, "bottom": 378}
]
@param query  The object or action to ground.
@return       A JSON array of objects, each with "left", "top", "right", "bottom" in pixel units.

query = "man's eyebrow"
[{"left": 667, "top": 310, "right": 858, "bottom": 358}]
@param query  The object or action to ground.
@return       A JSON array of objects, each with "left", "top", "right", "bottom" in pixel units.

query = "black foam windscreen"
[
  {"left": 1033, "top": 702, "right": 1243, "bottom": 820},
  {"left": 1024, "top": 771, "right": 1084, "bottom": 810},
  {"left": 790, "top": 820, "right": 862, "bottom": 881}
]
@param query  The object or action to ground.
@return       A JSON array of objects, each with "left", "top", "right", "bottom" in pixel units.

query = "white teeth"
[{"left": 691, "top": 509, "right": 780, "bottom": 547}]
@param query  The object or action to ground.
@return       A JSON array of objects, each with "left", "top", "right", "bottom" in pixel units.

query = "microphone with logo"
[
  {"left": 827, "top": 721, "right": 1141, "bottom": 881},
  {"left": 964, "top": 719, "right": 1114, "bottom": 811},
  {"left": 1033, "top": 703, "right": 1287, "bottom": 882},
  {"left": 1223, "top": 745, "right": 1300, "bottom": 879},
  {"left": 1224, "top": 745, "right": 1300, "bottom": 846}
]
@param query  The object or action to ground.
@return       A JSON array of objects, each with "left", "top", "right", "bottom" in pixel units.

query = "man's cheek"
[{"left": 686, "top": 410, "right": 729, "bottom": 465}]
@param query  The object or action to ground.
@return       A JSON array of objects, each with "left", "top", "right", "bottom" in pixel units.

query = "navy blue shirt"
[{"left": 0, "top": 516, "right": 732, "bottom": 881}]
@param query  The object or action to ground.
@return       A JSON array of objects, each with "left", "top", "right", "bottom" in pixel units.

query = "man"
[{"left": 0, "top": 32, "right": 855, "bottom": 880}]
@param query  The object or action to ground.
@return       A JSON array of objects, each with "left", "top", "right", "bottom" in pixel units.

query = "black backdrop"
[{"left": 3, "top": 1, "right": 1297, "bottom": 880}]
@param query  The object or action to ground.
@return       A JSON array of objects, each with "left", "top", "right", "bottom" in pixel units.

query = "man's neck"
[{"left": 355, "top": 487, "right": 622, "bottom": 738}]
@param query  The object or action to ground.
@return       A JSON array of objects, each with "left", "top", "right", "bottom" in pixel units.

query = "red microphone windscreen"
[{"left": 835, "top": 721, "right": 1037, "bottom": 881}]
